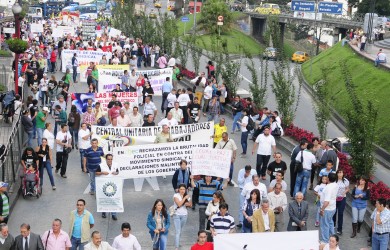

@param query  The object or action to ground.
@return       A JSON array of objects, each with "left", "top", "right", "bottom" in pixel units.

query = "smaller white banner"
[
  {"left": 109, "top": 27, "right": 122, "bottom": 37},
  {"left": 293, "top": 11, "right": 322, "bottom": 20},
  {"left": 52, "top": 26, "right": 75, "bottom": 38},
  {"left": 215, "top": 230, "right": 319, "bottom": 250},
  {"left": 30, "top": 23, "right": 44, "bottom": 33},
  {"left": 96, "top": 177, "right": 124, "bottom": 212},
  {"left": 3, "top": 28, "right": 15, "bottom": 34},
  {"left": 191, "top": 148, "right": 231, "bottom": 178}
]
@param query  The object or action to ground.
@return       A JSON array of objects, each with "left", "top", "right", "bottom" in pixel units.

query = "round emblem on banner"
[{"left": 102, "top": 182, "right": 117, "bottom": 197}]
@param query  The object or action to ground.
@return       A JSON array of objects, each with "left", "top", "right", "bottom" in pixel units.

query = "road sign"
[
  {"left": 291, "top": 0, "right": 315, "bottom": 12},
  {"left": 181, "top": 16, "right": 190, "bottom": 22},
  {"left": 318, "top": 2, "right": 343, "bottom": 15},
  {"left": 218, "top": 15, "right": 223, "bottom": 22},
  {"left": 217, "top": 22, "right": 223, "bottom": 26}
]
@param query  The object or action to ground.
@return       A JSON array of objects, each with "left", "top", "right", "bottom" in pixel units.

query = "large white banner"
[
  {"left": 214, "top": 231, "right": 319, "bottom": 250},
  {"left": 191, "top": 148, "right": 232, "bottom": 178},
  {"left": 112, "top": 142, "right": 210, "bottom": 178},
  {"left": 61, "top": 50, "right": 112, "bottom": 73},
  {"left": 108, "top": 27, "right": 122, "bottom": 37},
  {"left": 96, "top": 177, "right": 124, "bottom": 212},
  {"left": 135, "top": 68, "right": 173, "bottom": 95},
  {"left": 91, "top": 121, "right": 214, "bottom": 152}
]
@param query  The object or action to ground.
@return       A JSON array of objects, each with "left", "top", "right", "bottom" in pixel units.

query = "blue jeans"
[
  {"left": 39, "top": 160, "right": 55, "bottom": 187},
  {"left": 79, "top": 149, "right": 86, "bottom": 170},
  {"left": 229, "top": 162, "right": 234, "bottom": 180},
  {"left": 294, "top": 169, "right": 311, "bottom": 197},
  {"left": 242, "top": 224, "right": 252, "bottom": 233},
  {"left": 232, "top": 112, "right": 242, "bottom": 132},
  {"left": 333, "top": 197, "right": 346, "bottom": 232},
  {"left": 320, "top": 209, "right": 336, "bottom": 243},
  {"left": 207, "top": 114, "right": 219, "bottom": 123},
  {"left": 351, "top": 207, "right": 366, "bottom": 223},
  {"left": 70, "top": 236, "right": 86, "bottom": 250},
  {"left": 137, "top": 56, "right": 143, "bottom": 67},
  {"left": 375, "top": 59, "right": 387, "bottom": 67},
  {"left": 316, "top": 202, "right": 321, "bottom": 223},
  {"left": 241, "top": 131, "right": 248, "bottom": 154},
  {"left": 151, "top": 233, "right": 167, "bottom": 250},
  {"left": 73, "top": 66, "right": 78, "bottom": 82},
  {"left": 47, "top": 59, "right": 51, "bottom": 72},
  {"left": 69, "top": 127, "right": 78, "bottom": 147},
  {"left": 173, "top": 214, "right": 187, "bottom": 248},
  {"left": 25, "top": 130, "right": 34, "bottom": 147},
  {"left": 239, "top": 192, "right": 245, "bottom": 223},
  {"left": 32, "top": 118, "right": 37, "bottom": 138},
  {"left": 88, "top": 170, "right": 96, "bottom": 192},
  {"left": 372, "top": 232, "right": 389, "bottom": 250},
  {"left": 37, "top": 128, "right": 44, "bottom": 146}
]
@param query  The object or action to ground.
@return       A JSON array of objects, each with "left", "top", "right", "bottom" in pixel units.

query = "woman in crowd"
[
  {"left": 218, "top": 82, "right": 227, "bottom": 114},
  {"left": 237, "top": 109, "right": 249, "bottom": 158},
  {"left": 242, "top": 189, "right": 261, "bottom": 233},
  {"left": 68, "top": 105, "right": 81, "bottom": 150},
  {"left": 91, "top": 64, "right": 99, "bottom": 92},
  {"left": 63, "top": 68, "right": 72, "bottom": 86},
  {"left": 99, "top": 55, "right": 108, "bottom": 65},
  {"left": 136, "top": 74, "right": 145, "bottom": 106},
  {"left": 43, "top": 122, "right": 55, "bottom": 149},
  {"left": 143, "top": 81, "right": 154, "bottom": 104},
  {"left": 35, "top": 138, "right": 56, "bottom": 190},
  {"left": 93, "top": 102, "right": 106, "bottom": 126},
  {"left": 333, "top": 169, "right": 350, "bottom": 235},
  {"left": 21, "top": 110, "right": 34, "bottom": 147},
  {"left": 173, "top": 184, "right": 192, "bottom": 250},
  {"left": 207, "top": 95, "right": 220, "bottom": 123},
  {"left": 147, "top": 199, "right": 170, "bottom": 250},
  {"left": 350, "top": 176, "right": 370, "bottom": 238},
  {"left": 205, "top": 191, "right": 225, "bottom": 230},
  {"left": 320, "top": 234, "right": 340, "bottom": 250},
  {"left": 21, "top": 147, "right": 39, "bottom": 170},
  {"left": 314, "top": 175, "right": 328, "bottom": 227}
]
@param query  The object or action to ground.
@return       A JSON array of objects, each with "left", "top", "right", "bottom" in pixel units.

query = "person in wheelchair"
[{"left": 24, "top": 164, "right": 39, "bottom": 195}]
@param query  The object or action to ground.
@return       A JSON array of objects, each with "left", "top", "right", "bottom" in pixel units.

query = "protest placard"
[
  {"left": 82, "top": 19, "right": 96, "bottom": 40},
  {"left": 51, "top": 26, "right": 75, "bottom": 38},
  {"left": 96, "top": 177, "right": 124, "bottom": 212},
  {"left": 134, "top": 68, "right": 173, "bottom": 95},
  {"left": 191, "top": 148, "right": 232, "bottom": 178},
  {"left": 112, "top": 142, "right": 210, "bottom": 178},
  {"left": 109, "top": 27, "right": 122, "bottom": 37},
  {"left": 30, "top": 23, "right": 43, "bottom": 33},
  {"left": 3, "top": 28, "right": 15, "bottom": 34},
  {"left": 79, "top": 64, "right": 128, "bottom": 92},
  {"left": 71, "top": 92, "right": 138, "bottom": 113}
]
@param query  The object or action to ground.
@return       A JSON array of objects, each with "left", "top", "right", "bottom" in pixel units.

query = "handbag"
[
  {"left": 169, "top": 205, "right": 176, "bottom": 216},
  {"left": 219, "top": 96, "right": 226, "bottom": 104},
  {"left": 65, "top": 147, "right": 72, "bottom": 154},
  {"left": 294, "top": 150, "right": 304, "bottom": 173},
  {"left": 271, "top": 122, "right": 282, "bottom": 137}
]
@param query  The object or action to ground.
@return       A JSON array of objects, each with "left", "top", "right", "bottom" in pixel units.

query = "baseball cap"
[
  {"left": 42, "top": 107, "right": 49, "bottom": 112},
  {"left": 124, "top": 101, "right": 130, "bottom": 105},
  {"left": 0, "top": 182, "right": 9, "bottom": 188}
]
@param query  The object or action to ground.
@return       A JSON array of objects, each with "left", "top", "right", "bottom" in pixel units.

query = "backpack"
[{"left": 246, "top": 116, "right": 254, "bottom": 131}]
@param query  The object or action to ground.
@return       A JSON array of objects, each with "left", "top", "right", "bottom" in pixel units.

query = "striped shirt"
[
  {"left": 1, "top": 193, "right": 9, "bottom": 216},
  {"left": 84, "top": 147, "right": 104, "bottom": 171},
  {"left": 196, "top": 180, "right": 223, "bottom": 208},
  {"left": 210, "top": 212, "right": 235, "bottom": 234},
  {"left": 371, "top": 208, "right": 390, "bottom": 234}
]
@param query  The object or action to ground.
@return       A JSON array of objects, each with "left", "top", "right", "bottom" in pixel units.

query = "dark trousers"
[
  {"left": 256, "top": 154, "right": 271, "bottom": 177},
  {"left": 310, "top": 164, "right": 319, "bottom": 185},
  {"left": 333, "top": 197, "right": 347, "bottom": 232},
  {"left": 199, "top": 207, "right": 207, "bottom": 230},
  {"left": 180, "top": 106, "right": 188, "bottom": 124},
  {"left": 56, "top": 151, "right": 69, "bottom": 175},
  {"left": 73, "top": 66, "right": 78, "bottom": 82},
  {"left": 290, "top": 161, "right": 297, "bottom": 197},
  {"left": 50, "top": 62, "right": 56, "bottom": 73},
  {"left": 241, "top": 131, "right": 249, "bottom": 154},
  {"left": 161, "top": 92, "right": 169, "bottom": 112}
]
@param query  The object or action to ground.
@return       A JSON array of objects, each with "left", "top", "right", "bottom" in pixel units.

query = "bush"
[
  {"left": 369, "top": 181, "right": 390, "bottom": 203},
  {"left": 0, "top": 84, "right": 6, "bottom": 92},
  {"left": 6, "top": 38, "right": 28, "bottom": 54},
  {"left": 0, "top": 50, "right": 12, "bottom": 57}
]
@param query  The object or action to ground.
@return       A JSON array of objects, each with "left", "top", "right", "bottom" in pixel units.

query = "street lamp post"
[{"left": 12, "top": 2, "right": 22, "bottom": 95}]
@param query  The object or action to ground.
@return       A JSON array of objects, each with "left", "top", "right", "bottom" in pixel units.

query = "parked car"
[
  {"left": 230, "top": 1, "right": 245, "bottom": 11},
  {"left": 291, "top": 51, "right": 310, "bottom": 63},
  {"left": 255, "top": 3, "right": 281, "bottom": 15},
  {"left": 154, "top": 1, "right": 162, "bottom": 8},
  {"left": 327, "top": 137, "right": 351, "bottom": 159},
  {"left": 149, "top": 9, "right": 157, "bottom": 18},
  {"left": 262, "top": 47, "right": 278, "bottom": 60}
]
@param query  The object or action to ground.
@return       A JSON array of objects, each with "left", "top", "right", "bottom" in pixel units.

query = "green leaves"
[
  {"left": 198, "top": 0, "right": 233, "bottom": 34},
  {"left": 6, "top": 39, "right": 28, "bottom": 54}
]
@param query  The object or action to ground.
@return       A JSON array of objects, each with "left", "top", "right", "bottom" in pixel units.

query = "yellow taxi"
[
  {"left": 149, "top": 9, "right": 157, "bottom": 19},
  {"left": 291, "top": 51, "right": 310, "bottom": 63},
  {"left": 255, "top": 3, "right": 281, "bottom": 15},
  {"left": 154, "top": 1, "right": 162, "bottom": 8}
]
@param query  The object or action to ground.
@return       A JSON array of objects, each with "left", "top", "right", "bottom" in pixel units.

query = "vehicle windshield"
[
  {"left": 79, "top": 5, "right": 97, "bottom": 14},
  {"left": 296, "top": 51, "right": 304, "bottom": 55}
]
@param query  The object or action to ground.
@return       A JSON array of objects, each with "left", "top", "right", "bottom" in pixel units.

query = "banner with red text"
[
  {"left": 191, "top": 148, "right": 232, "bottom": 178},
  {"left": 79, "top": 65, "right": 128, "bottom": 92},
  {"left": 71, "top": 92, "right": 138, "bottom": 113}
]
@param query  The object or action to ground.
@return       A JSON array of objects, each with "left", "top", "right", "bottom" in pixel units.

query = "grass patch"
[
  {"left": 301, "top": 42, "right": 390, "bottom": 150},
  {"left": 177, "top": 13, "right": 201, "bottom": 36},
  {"left": 196, "top": 29, "right": 264, "bottom": 55},
  {"left": 283, "top": 41, "right": 296, "bottom": 58},
  {"left": 0, "top": 50, "right": 12, "bottom": 57}
]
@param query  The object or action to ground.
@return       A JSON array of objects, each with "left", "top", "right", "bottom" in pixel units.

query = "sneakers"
[
  {"left": 236, "top": 223, "right": 243, "bottom": 228},
  {"left": 163, "top": 175, "right": 167, "bottom": 179},
  {"left": 112, "top": 215, "right": 118, "bottom": 220},
  {"left": 228, "top": 181, "right": 234, "bottom": 186},
  {"left": 89, "top": 191, "right": 95, "bottom": 195},
  {"left": 61, "top": 175, "right": 67, "bottom": 178},
  {"left": 102, "top": 212, "right": 106, "bottom": 218},
  {"left": 337, "top": 230, "right": 342, "bottom": 235},
  {"left": 55, "top": 168, "right": 59, "bottom": 174},
  {"left": 309, "top": 184, "right": 314, "bottom": 190},
  {"left": 315, "top": 221, "right": 320, "bottom": 227},
  {"left": 52, "top": 186, "right": 56, "bottom": 190}
]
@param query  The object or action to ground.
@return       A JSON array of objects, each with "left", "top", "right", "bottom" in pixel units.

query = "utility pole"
[{"left": 193, "top": 0, "right": 197, "bottom": 34}]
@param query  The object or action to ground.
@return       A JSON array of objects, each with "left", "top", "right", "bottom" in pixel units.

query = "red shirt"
[
  {"left": 191, "top": 242, "right": 213, "bottom": 250},
  {"left": 108, "top": 106, "right": 121, "bottom": 120}
]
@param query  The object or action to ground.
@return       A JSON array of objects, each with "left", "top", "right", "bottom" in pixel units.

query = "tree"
[
  {"left": 174, "top": 37, "right": 189, "bottom": 69},
  {"left": 246, "top": 57, "right": 269, "bottom": 109},
  {"left": 188, "top": 35, "right": 202, "bottom": 74},
  {"left": 198, "top": 0, "right": 233, "bottom": 34},
  {"left": 312, "top": 67, "right": 332, "bottom": 140},
  {"left": 340, "top": 61, "right": 378, "bottom": 178},
  {"left": 270, "top": 59, "right": 302, "bottom": 126},
  {"left": 350, "top": 0, "right": 390, "bottom": 16}
]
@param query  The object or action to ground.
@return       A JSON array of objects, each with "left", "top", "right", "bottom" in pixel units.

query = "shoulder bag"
[
  {"left": 271, "top": 122, "right": 282, "bottom": 137},
  {"left": 294, "top": 150, "right": 304, "bottom": 173}
]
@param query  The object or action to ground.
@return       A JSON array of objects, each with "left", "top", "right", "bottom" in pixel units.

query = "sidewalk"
[{"left": 348, "top": 41, "right": 390, "bottom": 69}]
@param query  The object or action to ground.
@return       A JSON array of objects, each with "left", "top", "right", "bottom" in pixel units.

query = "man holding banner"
[
  {"left": 215, "top": 132, "right": 237, "bottom": 186},
  {"left": 83, "top": 139, "right": 105, "bottom": 195}
]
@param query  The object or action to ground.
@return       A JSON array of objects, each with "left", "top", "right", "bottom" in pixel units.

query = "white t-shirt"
[
  {"left": 255, "top": 134, "right": 276, "bottom": 155},
  {"left": 78, "top": 129, "right": 91, "bottom": 150},
  {"left": 158, "top": 118, "right": 178, "bottom": 126},
  {"left": 112, "top": 234, "right": 141, "bottom": 250},
  {"left": 269, "top": 180, "right": 287, "bottom": 191},
  {"left": 241, "top": 116, "right": 249, "bottom": 132},
  {"left": 321, "top": 182, "right": 338, "bottom": 211},
  {"left": 18, "top": 76, "right": 25, "bottom": 87},
  {"left": 56, "top": 131, "right": 72, "bottom": 152},
  {"left": 177, "top": 94, "right": 191, "bottom": 107},
  {"left": 204, "top": 86, "right": 212, "bottom": 100},
  {"left": 241, "top": 182, "right": 268, "bottom": 200},
  {"left": 295, "top": 150, "right": 316, "bottom": 170},
  {"left": 43, "top": 129, "right": 55, "bottom": 149},
  {"left": 167, "top": 93, "right": 177, "bottom": 108},
  {"left": 173, "top": 193, "right": 188, "bottom": 216}
]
